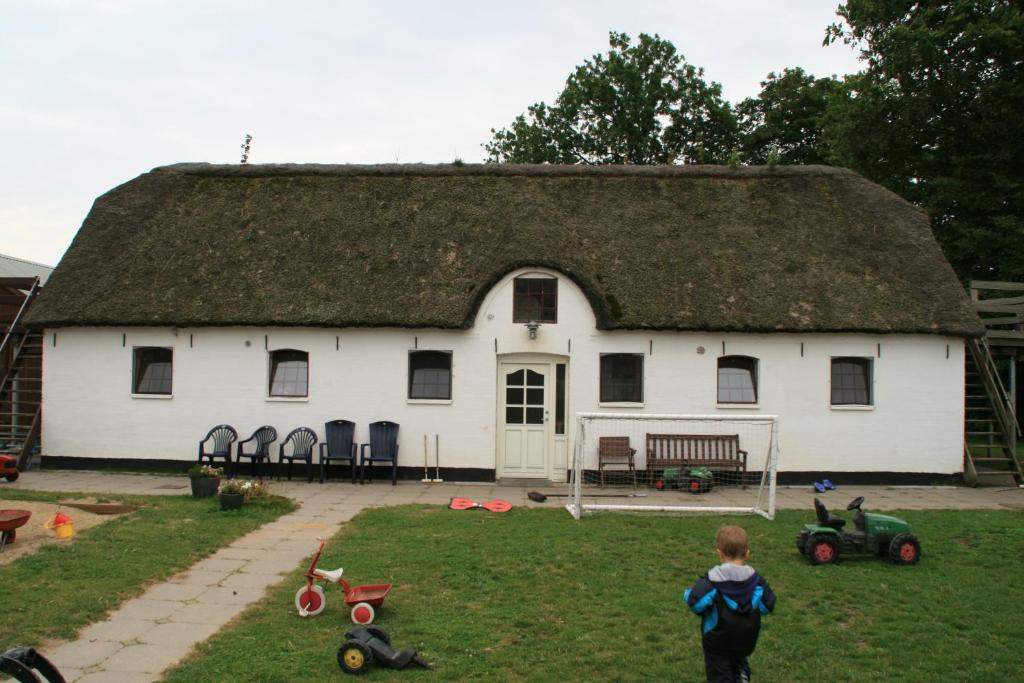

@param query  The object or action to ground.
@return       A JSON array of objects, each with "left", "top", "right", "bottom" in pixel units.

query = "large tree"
[
  {"left": 823, "top": 0, "right": 1024, "bottom": 281},
  {"left": 484, "top": 32, "right": 737, "bottom": 165},
  {"left": 736, "top": 68, "right": 843, "bottom": 165}
]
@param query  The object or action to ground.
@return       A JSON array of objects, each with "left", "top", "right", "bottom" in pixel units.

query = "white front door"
[{"left": 499, "top": 363, "right": 549, "bottom": 478}]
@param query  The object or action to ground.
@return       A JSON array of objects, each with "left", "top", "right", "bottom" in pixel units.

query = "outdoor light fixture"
[{"left": 526, "top": 321, "right": 540, "bottom": 339}]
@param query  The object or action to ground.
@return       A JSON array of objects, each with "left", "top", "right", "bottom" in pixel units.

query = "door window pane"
[
  {"left": 525, "top": 407, "right": 544, "bottom": 424},
  {"left": 527, "top": 388, "right": 544, "bottom": 405},
  {"left": 526, "top": 369, "right": 544, "bottom": 386},
  {"left": 506, "top": 387, "right": 524, "bottom": 405},
  {"left": 506, "top": 407, "right": 524, "bottom": 424},
  {"left": 600, "top": 354, "right": 643, "bottom": 403},
  {"left": 555, "top": 364, "right": 566, "bottom": 435}
]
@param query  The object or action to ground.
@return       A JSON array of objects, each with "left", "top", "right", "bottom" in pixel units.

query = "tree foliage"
[
  {"left": 736, "top": 68, "right": 842, "bottom": 165},
  {"left": 484, "top": 32, "right": 737, "bottom": 165},
  {"left": 823, "top": 0, "right": 1024, "bottom": 281}
]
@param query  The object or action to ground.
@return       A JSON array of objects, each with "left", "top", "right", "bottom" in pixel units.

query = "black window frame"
[
  {"left": 408, "top": 350, "right": 453, "bottom": 400},
  {"left": 132, "top": 346, "right": 173, "bottom": 395},
  {"left": 512, "top": 276, "right": 558, "bottom": 323},
  {"left": 600, "top": 353, "right": 644, "bottom": 403},
  {"left": 269, "top": 348, "right": 309, "bottom": 398},
  {"left": 830, "top": 357, "right": 873, "bottom": 406},
  {"left": 717, "top": 355, "right": 759, "bottom": 404}
]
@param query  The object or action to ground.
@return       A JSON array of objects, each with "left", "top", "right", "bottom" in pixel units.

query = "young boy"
[{"left": 684, "top": 525, "right": 776, "bottom": 683}]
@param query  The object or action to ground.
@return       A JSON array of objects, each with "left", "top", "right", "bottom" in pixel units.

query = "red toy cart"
[
  {"left": 0, "top": 509, "right": 31, "bottom": 550},
  {"left": 295, "top": 538, "right": 392, "bottom": 625}
]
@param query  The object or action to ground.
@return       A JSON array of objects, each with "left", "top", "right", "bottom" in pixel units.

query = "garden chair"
[
  {"left": 598, "top": 436, "right": 637, "bottom": 487},
  {"left": 320, "top": 419, "right": 357, "bottom": 484},
  {"left": 278, "top": 427, "right": 318, "bottom": 483},
  {"left": 197, "top": 425, "right": 238, "bottom": 477},
  {"left": 236, "top": 425, "right": 277, "bottom": 479},
  {"left": 359, "top": 421, "right": 399, "bottom": 485}
]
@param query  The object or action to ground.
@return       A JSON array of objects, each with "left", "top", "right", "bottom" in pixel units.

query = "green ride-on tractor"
[{"left": 797, "top": 496, "right": 921, "bottom": 565}]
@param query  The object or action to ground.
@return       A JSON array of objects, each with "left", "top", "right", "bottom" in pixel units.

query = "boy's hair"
[{"left": 716, "top": 525, "right": 749, "bottom": 560}]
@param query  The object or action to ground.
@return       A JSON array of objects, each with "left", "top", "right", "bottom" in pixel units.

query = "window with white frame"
[
  {"left": 133, "top": 347, "right": 173, "bottom": 395},
  {"left": 831, "top": 357, "right": 872, "bottom": 405},
  {"left": 718, "top": 355, "right": 758, "bottom": 404},
  {"left": 408, "top": 350, "right": 452, "bottom": 400},
  {"left": 600, "top": 353, "right": 643, "bottom": 403},
  {"left": 513, "top": 276, "right": 558, "bottom": 323},
  {"left": 269, "top": 349, "right": 308, "bottom": 397}
]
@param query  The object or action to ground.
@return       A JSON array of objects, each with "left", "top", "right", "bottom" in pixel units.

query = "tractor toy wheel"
[
  {"left": 795, "top": 533, "right": 807, "bottom": 554},
  {"left": 806, "top": 534, "right": 839, "bottom": 565},
  {"left": 337, "top": 639, "right": 373, "bottom": 674},
  {"left": 350, "top": 601, "right": 376, "bottom": 625},
  {"left": 889, "top": 533, "right": 921, "bottom": 565},
  {"left": 3, "top": 471, "right": 18, "bottom": 482},
  {"left": 294, "top": 585, "right": 326, "bottom": 617}
]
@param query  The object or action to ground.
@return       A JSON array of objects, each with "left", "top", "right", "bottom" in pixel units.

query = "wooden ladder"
[{"left": 964, "top": 337, "right": 1022, "bottom": 485}]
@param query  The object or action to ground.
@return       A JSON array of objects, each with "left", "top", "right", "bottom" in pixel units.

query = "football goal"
[{"left": 567, "top": 413, "right": 779, "bottom": 520}]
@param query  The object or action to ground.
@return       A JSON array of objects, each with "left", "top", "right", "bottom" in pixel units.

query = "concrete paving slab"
[
  {"left": 74, "top": 671, "right": 153, "bottom": 683},
  {"left": 77, "top": 618, "right": 157, "bottom": 644},
  {"left": 168, "top": 602, "right": 245, "bottom": 626},
  {"left": 100, "top": 643, "right": 181, "bottom": 674},
  {"left": 107, "top": 599, "right": 181, "bottom": 622},
  {"left": 47, "top": 639, "right": 122, "bottom": 670},
  {"left": 167, "top": 568, "right": 233, "bottom": 586},
  {"left": 137, "top": 621, "right": 220, "bottom": 647}
]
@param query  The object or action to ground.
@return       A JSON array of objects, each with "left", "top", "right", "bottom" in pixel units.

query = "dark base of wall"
[
  {"left": 776, "top": 471, "right": 964, "bottom": 486},
  {"left": 40, "top": 456, "right": 497, "bottom": 483},
  {"left": 39, "top": 457, "right": 960, "bottom": 486}
]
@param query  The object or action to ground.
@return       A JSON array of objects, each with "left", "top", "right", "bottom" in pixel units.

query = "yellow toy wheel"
[{"left": 338, "top": 640, "right": 372, "bottom": 674}]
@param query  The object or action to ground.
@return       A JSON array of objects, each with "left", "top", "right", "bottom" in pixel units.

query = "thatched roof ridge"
[{"left": 27, "top": 163, "right": 983, "bottom": 336}]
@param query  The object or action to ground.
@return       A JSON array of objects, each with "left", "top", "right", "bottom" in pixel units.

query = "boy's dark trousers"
[{"left": 703, "top": 650, "right": 750, "bottom": 683}]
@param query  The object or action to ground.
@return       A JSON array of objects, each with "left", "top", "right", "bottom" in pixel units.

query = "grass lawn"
[
  {"left": 0, "top": 488, "right": 296, "bottom": 647},
  {"left": 164, "top": 505, "right": 1024, "bottom": 682}
]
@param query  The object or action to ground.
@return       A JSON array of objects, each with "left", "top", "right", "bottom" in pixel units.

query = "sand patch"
[{"left": 0, "top": 499, "right": 133, "bottom": 566}]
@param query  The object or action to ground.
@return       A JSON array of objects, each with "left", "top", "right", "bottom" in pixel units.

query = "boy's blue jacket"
[{"left": 684, "top": 563, "right": 776, "bottom": 658}]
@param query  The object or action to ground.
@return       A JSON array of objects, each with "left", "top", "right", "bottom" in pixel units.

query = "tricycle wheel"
[
  {"left": 365, "top": 625, "right": 391, "bottom": 646},
  {"left": 888, "top": 533, "right": 921, "bottom": 565},
  {"left": 294, "top": 584, "right": 326, "bottom": 617},
  {"left": 338, "top": 639, "right": 373, "bottom": 674},
  {"left": 805, "top": 534, "right": 839, "bottom": 565},
  {"left": 351, "top": 601, "right": 375, "bottom": 625}
]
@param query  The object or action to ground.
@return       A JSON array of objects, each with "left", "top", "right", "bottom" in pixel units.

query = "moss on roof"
[{"left": 26, "top": 163, "right": 984, "bottom": 336}]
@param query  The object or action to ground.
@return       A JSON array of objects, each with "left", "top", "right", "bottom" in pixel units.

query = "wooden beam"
[
  {"left": 974, "top": 304, "right": 1023, "bottom": 314},
  {"left": 981, "top": 315, "right": 1024, "bottom": 326},
  {"left": 986, "top": 330, "right": 1024, "bottom": 340},
  {"left": 974, "top": 295, "right": 1024, "bottom": 306},
  {"left": 970, "top": 280, "right": 1024, "bottom": 292}
]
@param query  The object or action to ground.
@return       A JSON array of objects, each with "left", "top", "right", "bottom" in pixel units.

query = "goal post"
[{"left": 567, "top": 413, "right": 779, "bottom": 520}]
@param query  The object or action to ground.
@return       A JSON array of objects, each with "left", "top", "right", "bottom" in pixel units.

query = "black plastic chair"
[
  {"left": 320, "top": 420, "right": 357, "bottom": 484},
  {"left": 359, "top": 421, "right": 399, "bottom": 485},
  {"left": 236, "top": 426, "right": 277, "bottom": 479},
  {"left": 198, "top": 425, "right": 238, "bottom": 476},
  {"left": 278, "top": 427, "right": 318, "bottom": 483}
]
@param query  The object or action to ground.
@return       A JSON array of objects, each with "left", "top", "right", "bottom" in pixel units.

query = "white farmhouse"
[{"left": 26, "top": 163, "right": 983, "bottom": 483}]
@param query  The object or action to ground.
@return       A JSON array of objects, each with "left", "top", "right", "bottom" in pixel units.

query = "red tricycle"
[{"left": 294, "top": 538, "right": 392, "bottom": 625}]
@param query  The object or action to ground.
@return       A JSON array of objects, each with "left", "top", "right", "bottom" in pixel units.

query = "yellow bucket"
[{"left": 44, "top": 512, "right": 75, "bottom": 540}]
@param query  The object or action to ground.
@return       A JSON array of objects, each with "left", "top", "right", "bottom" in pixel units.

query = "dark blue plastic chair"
[
  {"left": 236, "top": 426, "right": 277, "bottom": 479},
  {"left": 359, "top": 421, "right": 399, "bottom": 485},
  {"left": 198, "top": 425, "right": 238, "bottom": 476},
  {"left": 278, "top": 427, "right": 318, "bottom": 483},
  {"left": 319, "top": 420, "right": 357, "bottom": 484}
]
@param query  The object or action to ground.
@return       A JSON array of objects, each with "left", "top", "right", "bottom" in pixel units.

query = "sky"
[{"left": 1, "top": 1, "right": 864, "bottom": 267}]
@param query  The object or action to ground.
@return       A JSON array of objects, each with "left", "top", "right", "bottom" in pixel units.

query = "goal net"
[{"left": 567, "top": 413, "right": 779, "bottom": 520}]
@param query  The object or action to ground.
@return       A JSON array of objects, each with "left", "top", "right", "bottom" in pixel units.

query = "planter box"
[
  {"left": 190, "top": 477, "right": 220, "bottom": 498},
  {"left": 219, "top": 492, "right": 245, "bottom": 510}
]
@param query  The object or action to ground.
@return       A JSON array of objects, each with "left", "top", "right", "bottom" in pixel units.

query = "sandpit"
[{"left": 0, "top": 499, "right": 134, "bottom": 566}]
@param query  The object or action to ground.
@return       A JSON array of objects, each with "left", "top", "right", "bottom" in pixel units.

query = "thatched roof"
[{"left": 26, "top": 163, "right": 983, "bottom": 336}]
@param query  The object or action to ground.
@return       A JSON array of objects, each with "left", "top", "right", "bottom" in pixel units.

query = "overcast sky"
[{"left": 1, "top": 1, "right": 863, "bottom": 267}]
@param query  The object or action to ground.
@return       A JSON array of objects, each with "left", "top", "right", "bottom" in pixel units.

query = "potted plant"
[
  {"left": 218, "top": 478, "right": 247, "bottom": 510},
  {"left": 188, "top": 464, "right": 223, "bottom": 498}
]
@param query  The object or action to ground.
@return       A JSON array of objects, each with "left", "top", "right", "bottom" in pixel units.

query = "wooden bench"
[{"left": 645, "top": 434, "right": 748, "bottom": 488}]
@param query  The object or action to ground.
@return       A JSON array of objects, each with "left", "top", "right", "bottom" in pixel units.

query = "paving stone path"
[{"left": 5, "top": 471, "right": 1021, "bottom": 681}]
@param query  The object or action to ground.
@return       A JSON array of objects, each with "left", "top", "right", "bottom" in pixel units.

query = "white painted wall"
[{"left": 41, "top": 268, "right": 966, "bottom": 475}]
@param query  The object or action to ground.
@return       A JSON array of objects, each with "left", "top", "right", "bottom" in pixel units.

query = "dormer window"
[{"left": 513, "top": 277, "right": 557, "bottom": 323}]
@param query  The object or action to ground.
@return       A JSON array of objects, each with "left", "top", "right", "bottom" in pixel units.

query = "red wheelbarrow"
[
  {"left": 0, "top": 509, "right": 31, "bottom": 551},
  {"left": 295, "top": 538, "right": 392, "bottom": 625}
]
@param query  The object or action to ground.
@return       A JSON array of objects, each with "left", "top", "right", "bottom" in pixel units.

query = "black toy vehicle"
[{"left": 337, "top": 625, "right": 431, "bottom": 675}]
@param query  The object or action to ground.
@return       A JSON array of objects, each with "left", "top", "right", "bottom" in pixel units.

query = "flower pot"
[
  {"left": 219, "top": 492, "right": 245, "bottom": 510},
  {"left": 191, "top": 476, "right": 220, "bottom": 498}
]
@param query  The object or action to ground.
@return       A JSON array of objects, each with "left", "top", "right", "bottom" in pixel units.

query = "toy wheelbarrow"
[
  {"left": 0, "top": 509, "right": 31, "bottom": 551},
  {"left": 295, "top": 538, "right": 392, "bottom": 625}
]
